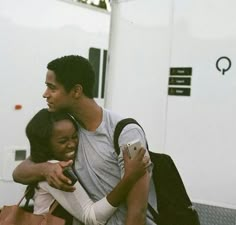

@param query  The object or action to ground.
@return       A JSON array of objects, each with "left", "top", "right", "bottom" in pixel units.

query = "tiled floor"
[{"left": 193, "top": 203, "right": 236, "bottom": 225}]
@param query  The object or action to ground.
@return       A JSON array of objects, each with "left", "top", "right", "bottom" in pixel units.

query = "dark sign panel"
[
  {"left": 169, "top": 77, "right": 191, "bottom": 86},
  {"left": 168, "top": 67, "right": 192, "bottom": 96},
  {"left": 168, "top": 87, "right": 191, "bottom": 96},
  {"left": 170, "top": 67, "right": 192, "bottom": 76}
]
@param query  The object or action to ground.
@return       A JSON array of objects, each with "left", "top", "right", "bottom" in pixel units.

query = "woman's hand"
[
  {"left": 123, "top": 147, "right": 150, "bottom": 183},
  {"left": 106, "top": 147, "right": 150, "bottom": 207}
]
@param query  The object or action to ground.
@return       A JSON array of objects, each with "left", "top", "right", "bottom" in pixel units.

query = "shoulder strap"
[
  {"left": 49, "top": 200, "right": 59, "bottom": 214},
  {"left": 21, "top": 186, "right": 59, "bottom": 214},
  {"left": 114, "top": 118, "right": 147, "bottom": 155},
  {"left": 113, "top": 118, "right": 158, "bottom": 224},
  {"left": 17, "top": 188, "right": 30, "bottom": 206}
]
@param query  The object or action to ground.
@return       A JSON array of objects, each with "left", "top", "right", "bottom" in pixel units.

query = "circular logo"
[{"left": 216, "top": 56, "right": 231, "bottom": 75}]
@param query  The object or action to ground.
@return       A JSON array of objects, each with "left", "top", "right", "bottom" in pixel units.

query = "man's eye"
[{"left": 48, "top": 85, "right": 56, "bottom": 90}]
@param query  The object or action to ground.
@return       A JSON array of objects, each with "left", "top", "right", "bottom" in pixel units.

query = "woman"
[{"left": 25, "top": 108, "right": 149, "bottom": 225}]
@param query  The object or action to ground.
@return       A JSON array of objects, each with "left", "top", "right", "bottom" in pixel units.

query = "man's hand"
[{"left": 44, "top": 160, "right": 76, "bottom": 192}]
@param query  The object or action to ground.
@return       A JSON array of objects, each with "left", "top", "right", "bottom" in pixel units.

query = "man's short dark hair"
[{"left": 47, "top": 55, "right": 95, "bottom": 98}]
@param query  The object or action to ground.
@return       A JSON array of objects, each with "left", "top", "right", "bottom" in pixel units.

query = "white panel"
[
  {"left": 0, "top": 0, "right": 109, "bottom": 206},
  {"left": 0, "top": 146, "right": 29, "bottom": 181},
  {"left": 105, "top": 0, "right": 173, "bottom": 151},
  {"left": 166, "top": 0, "right": 236, "bottom": 208},
  {"left": 0, "top": 182, "right": 26, "bottom": 206}
]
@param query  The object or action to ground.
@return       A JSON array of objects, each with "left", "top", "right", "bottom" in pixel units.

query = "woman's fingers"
[{"left": 134, "top": 147, "right": 146, "bottom": 161}]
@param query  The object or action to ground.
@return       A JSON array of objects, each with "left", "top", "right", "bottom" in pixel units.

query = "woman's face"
[{"left": 50, "top": 119, "right": 78, "bottom": 161}]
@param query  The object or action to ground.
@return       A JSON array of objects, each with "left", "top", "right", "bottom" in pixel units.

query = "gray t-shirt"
[{"left": 74, "top": 108, "right": 157, "bottom": 225}]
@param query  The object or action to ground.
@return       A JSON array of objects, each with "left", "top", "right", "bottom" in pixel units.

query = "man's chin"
[
  {"left": 47, "top": 107, "right": 56, "bottom": 112},
  {"left": 47, "top": 106, "right": 69, "bottom": 113}
]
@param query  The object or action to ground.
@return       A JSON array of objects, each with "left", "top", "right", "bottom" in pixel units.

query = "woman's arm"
[{"left": 38, "top": 149, "right": 148, "bottom": 225}]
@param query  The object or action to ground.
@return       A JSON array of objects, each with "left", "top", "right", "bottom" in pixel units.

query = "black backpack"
[{"left": 114, "top": 118, "right": 200, "bottom": 225}]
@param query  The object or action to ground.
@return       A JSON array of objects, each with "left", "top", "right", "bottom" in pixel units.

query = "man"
[{"left": 13, "top": 55, "right": 157, "bottom": 225}]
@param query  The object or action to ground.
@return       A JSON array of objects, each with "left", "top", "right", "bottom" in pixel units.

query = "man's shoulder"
[
  {"left": 103, "top": 108, "right": 122, "bottom": 118},
  {"left": 103, "top": 108, "right": 124, "bottom": 126},
  {"left": 103, "top": 108, "right": 143, "bottom": 132}
]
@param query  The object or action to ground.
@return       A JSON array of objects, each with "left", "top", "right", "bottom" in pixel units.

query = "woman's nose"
[{"left": 68, "top": 140, "right": 76, "bottom": 148}]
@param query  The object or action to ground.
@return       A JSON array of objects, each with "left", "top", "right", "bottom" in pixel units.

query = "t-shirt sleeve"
[
  {"left": 117, "top": 124, "right": 148, "bottom": 177},
  {"left": 38, "top": 181, "right": 117, "bottom": 225}
]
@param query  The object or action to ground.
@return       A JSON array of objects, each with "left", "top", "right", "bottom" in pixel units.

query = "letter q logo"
[{"left": 216, "top": 56, "right": 231, "bottom": 75}]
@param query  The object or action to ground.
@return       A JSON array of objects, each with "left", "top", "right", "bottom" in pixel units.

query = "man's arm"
[
  {"left": 125, "top": 171, "right": 150, "bottom": 225},
  {"left": 12, "top": 157, "right": 75, "bottom": 192},
  {"left": 118, "top": 124, "right": 151, "bottom": 225}
]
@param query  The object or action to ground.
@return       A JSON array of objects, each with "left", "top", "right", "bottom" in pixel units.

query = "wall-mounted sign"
[
  {"left": 169, "top": 77, "right": 191, "bottom": 86},
  {"left": 168, "top": 87, "right": 191, "bottom": 96},
  {"left": 170, "top": 67, "right": 192, "bottom": 76},
  {"left": 168, "top": 67, "right": 192, "bottom": 96}
]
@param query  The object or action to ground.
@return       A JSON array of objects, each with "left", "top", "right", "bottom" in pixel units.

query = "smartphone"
[
  {"left": 126, "top": 139, "right": 142, "bottom": 159},
  {"left": 63, "top": 167, "right": 77, "bottom": 185}
]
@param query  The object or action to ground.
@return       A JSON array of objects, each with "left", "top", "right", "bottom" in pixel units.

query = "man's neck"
[{"left": 72, "top": 99, "right": 103, "bottom": 131}]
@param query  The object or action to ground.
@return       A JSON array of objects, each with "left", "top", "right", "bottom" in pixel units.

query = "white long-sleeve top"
[{"left": 34, "top": 181, "right": 117, "bottom": 225}]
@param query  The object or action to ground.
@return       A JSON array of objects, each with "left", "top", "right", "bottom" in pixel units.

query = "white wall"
[
  {"left": 0, "top": 0, "right": 110, "bottom": 205},
  {"left": 106, "top": 0, "right": 236, "bottom": 209},
  {"left": 165, "top": 0, "right": 236, "bottom": 208},
  {"left": 105, "top": 0, "right": 173, "bottom": 152}
]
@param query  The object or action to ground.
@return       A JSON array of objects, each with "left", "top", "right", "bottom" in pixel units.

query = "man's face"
[{"left": 43, "top": 70, "right": 72, "bottom": 112}]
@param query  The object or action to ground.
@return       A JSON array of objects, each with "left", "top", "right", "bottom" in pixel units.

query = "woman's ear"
[{"left": 73, "top": 84, "right": 83, "bottom": 98}]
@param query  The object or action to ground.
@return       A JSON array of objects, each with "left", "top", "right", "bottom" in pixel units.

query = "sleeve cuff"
[{"left": 93, "top": 196, "right": 117, "bottom": 224}]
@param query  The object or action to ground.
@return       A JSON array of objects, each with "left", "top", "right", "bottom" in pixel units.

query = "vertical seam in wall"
[{"left": 163, "top": 0, "right": 176, "bottom": 152}]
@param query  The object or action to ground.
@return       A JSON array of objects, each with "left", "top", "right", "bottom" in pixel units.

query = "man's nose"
[{"left": 43, "top": 89, "right": 49, "bottom": 98}]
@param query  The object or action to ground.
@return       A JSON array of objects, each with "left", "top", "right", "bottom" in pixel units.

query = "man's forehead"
[
  {"left": 46, "top": 70, "right": 56, "bottom": 78},
  {"left": 45, "top": 70, "right": 57, "bottom": 83}
]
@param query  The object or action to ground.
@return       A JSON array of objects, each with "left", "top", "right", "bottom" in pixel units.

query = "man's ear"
[{"left": 73, "top": 84, "right": 83, "bottom": 98}]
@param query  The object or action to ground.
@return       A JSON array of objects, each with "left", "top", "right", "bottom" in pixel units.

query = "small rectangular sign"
[
  {"left": 170, "top": 67, "right": 192, "bottom": 76},
  {"left": 15, "top": 150, "right": 26, "bottom": 161},
  {"left": 169, "top": 77, "right": 191, "bottom": 86},
  {"left": 168, "top": 87, "right": 191, "bottom": 96}
]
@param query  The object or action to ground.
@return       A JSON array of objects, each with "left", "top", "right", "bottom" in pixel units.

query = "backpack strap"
[{"left": 113, "top": 118, "right": 158, "bottom": 224}]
